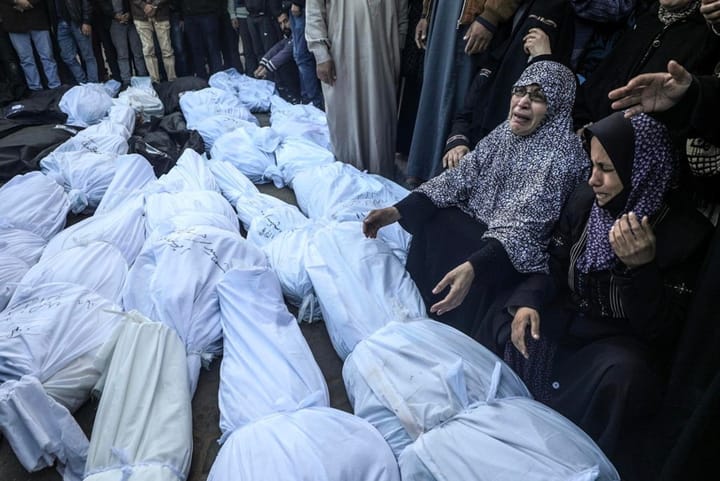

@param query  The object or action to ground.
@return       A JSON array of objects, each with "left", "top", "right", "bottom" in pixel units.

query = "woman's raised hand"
[
  {"left": 609, "top": 212, "right": 656, "bottom": 268},
  {"left": 429, "top": 261, "right": 475, "bottom": 316},
  {"left": 511, "top": 307, "right": 541, "bottom": 359},
  {"left": 362, "top": 207, "right": 401, "bottom": 238}
]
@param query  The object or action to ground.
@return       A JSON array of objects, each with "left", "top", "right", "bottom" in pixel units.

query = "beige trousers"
[{"left": 134, "top": 19, "right": 176, "bottom": 82}]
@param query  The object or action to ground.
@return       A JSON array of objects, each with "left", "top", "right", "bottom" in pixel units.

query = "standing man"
[
  {"left": 0, "top": 0, "right": 61, "bottom": 90},
  {"left": 306, "top": 0, "right": 408, "bottom": 178},
  {"left": 289, "top": 0, "right": 322, "bottom": 108},
  {"left": 109, "top": 0, "right": 148, "bottom": 87},
  {"left": 245, "top": 0, "right": 280, "bottom": 72},
  {"left": 131, "top": 0, "right": 176, "bottom": 82},
  {"left": 53, "top": 0, "right": 100, "bottom": 83},
  {"left": 179, "top": 0, "right": 222, "bottom": 78}
]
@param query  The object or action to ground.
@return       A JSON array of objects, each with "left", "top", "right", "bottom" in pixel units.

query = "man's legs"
[
  {"left": 291, "top": 13, "right": 322, "bottom": 108},
  {"left": 169, "top": 11, "right": 188, "bottom": 77},
  {"left": 128, "top": 23, "right": 148, "bottom": 76},
  {"left": 31, "top": 30, "right": 61, "bottom": 88},
  {"left": 8, "top": 32, "right": 42, "bottom": 90},
  {"left": 110, "top": 20, "right": 132, "bottom": 82},
  {"left": 134, "top": 19, "right": 159, "bottom": 81},
  {"left": 57, "top": 20, "right": 87, "bottom": 83},
  {"left": 152, "top": 19, "right": 176, "bottom": 80},
  {"left": 69, "top": 21, "right": 98, "bottom": 82}
]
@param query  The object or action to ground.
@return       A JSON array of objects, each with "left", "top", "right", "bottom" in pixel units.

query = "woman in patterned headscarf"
[
  {"left": 490, "top": 112, "right": 712, "bottom": 479},
  {"left": 363, "top": 60, "right": 588, "bottom": 334}
]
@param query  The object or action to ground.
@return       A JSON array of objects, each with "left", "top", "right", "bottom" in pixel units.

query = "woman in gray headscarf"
[{"left": 364, "top": 60, "right": 587, "bottom": 334}]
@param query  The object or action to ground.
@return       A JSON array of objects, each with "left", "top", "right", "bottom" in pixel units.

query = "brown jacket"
[{"left": 422, "top": 0, "right": 522, "bottom": 28}]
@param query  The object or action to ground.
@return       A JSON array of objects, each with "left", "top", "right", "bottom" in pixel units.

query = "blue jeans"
[
  {"left": 110, "top": 20, "right": 147, "bottom": 82},
  {"left": 290, "top": 14, "right": 322, "bottom": 108},
  {"left": 57, "top": 20, "right": 98, "bottom": 83},
  {"left": 8, "top": 30, "right": 60, "bottom": 90},
  {"left": 170, "top": 12, "right": 189, "bottom": 77}
]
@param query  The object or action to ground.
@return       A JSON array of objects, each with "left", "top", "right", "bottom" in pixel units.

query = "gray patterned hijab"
[
  {"left": 658, "top": 0, "right": 700, "bottom": 25},
  {"left": 416, "top": 61, "right": 588, "bottom": 273}
]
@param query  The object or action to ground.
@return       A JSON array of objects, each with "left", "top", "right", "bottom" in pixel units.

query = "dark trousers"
[
  {"left": 92, "top": 15, "right": 121, "bottom": 81},
  {"left": 219, "top": 12, "right": 242, "bottom": 72},
  {"left": 246, "top": 13, "right": 278, "bottom": 62},
  {"left": 169, "top": 12, "right": 189, "bottom": 77},
  {"left": 237, "top": 17, "right": 257, "bottom": 73},
  {"left": 183, "top": 14, "right": 222, "bottom": 78}
]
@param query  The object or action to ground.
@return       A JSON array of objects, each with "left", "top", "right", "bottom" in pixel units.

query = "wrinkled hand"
[
  {"left": 609, "top": 212, "right": 656, "bottom": 268},
  {"left": 523, "top": 28, "right": 551, "bottom": 58},
  {"left": 362, "top": 207, "right": 401, "bottom": 238},
  {"left": 701, "top": 0, "right": 720, "bottom": 25},
  {"left": 316, "top": 59, "right": 336, "bottom": 86},
  {"left": 608, "top": 60, "right": 692, "bottom": 117},
  {"left": 415, "top": 18, "right": 428, "bottom": 49},
  {"left": 143, "top": 3, "right": 154, "bottom": 15},
  {"left": 442, "top": 145, "right": 469, "bottom": 169},
  {"left": 464, "top": 20, "right": 493, "bottom": 55},
  {"left": 430, "top": 262, "right": 475, "bottom": 316},
  {"left": 254, "top": 65, "right": 267, "bottom": 79},
  {"left": 231, "top": 17, "right": 239, "bottom": 29},
  {"left": 81, "top": 23, "right": 92, "bottom": 36},
  {"left": 511, "top": 307, "right": 540, "bottom": 359}
]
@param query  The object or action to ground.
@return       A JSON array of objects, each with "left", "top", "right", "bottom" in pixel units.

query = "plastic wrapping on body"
[
  {"left": 42, "top": 197, "right": 146, "bottom": 265},
  {"left": 83, "top": 314, "right": 193, "bottom": 481},
  {"left": 0, "top": 171, "right": 70, "bottom": 240},
  {"left": 343, "top": 319, "right": 531, "bottom": 456},
  {"left": 216, "top": 267, "right": 328, "bottom": 437},
  {"left": 208, "top": 69, "right": 276, "bottom": 112},
  {"left": 117, "top": 78, "right": 164, "bottom": 121},
  {"left": 60, "top": 84, "right": 114, "bottom": 127},
  {"left": 305, "top": 222, "right": 427, "bottom": 359},
  {"left": 398, "top": 397, "right": 620, "bottom": 481},
  {"left": 210, "top": 124, "right": 283, "bottom": 187},
  {"left": 123, "top": 225, "right": 268, "bottom": 394},
  {"left": 275, "top": 136, "right": 334, "bottom": 186},
  {"left": 178, "top": 86, "right": 256, "bottom": 127},
  {"left": 18, "top": 242, "right": 128, "bottom": 305},
  {"left": 40, "top": 150, "right": 118, "bottom": 213},
  {"left": 95, "top": 154, "right": 156, "bottom": 215},
  {"left": 208, "top": 407, "right": 401, "bottom": 481}
]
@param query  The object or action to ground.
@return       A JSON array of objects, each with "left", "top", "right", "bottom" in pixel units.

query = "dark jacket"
[
  {"left": 245, "top": 0, "right": 280, "bottom": 15},
  {"left": 179, "top": 0, "right": 221, "bottom": 16},
  {"left": 260, "top": 35, "right": 293, "bottom": 72},
  {"left": 51, "top": 0, "right": 94, "bottom": 25},
  {"left": 0, "top": 0, "right": 51, "bottom": 32},
  {"left": 130, "top": 0, "right": 170, "bottom": 21}
]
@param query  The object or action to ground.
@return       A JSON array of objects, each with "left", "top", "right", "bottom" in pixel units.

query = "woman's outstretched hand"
[
  {"left": 511, "top": 307, "right": 541, "bottom": 359},
  {"left": 362, "top": 207, "right": 401, "bottom": 238},
  {"left": 429, "top": 261, "right": 475, "bottom": 315}
]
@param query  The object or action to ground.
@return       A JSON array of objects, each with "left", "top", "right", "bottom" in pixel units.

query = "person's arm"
[
  {"left": 261, "top": 38, "right": 293, "bottom": 71},
  {"left": 81, "top": 0, "right": 93, "bottom": 24},
  {"left": 305, "top": 0, "right": 331, "bottom": 64},
  {"left": 394, "top": 191, "right": 437, "bottom": 235},
  {"left": 480, "top": 0, "right": 522, "bottom": 26},
  {"left": 463, "top": 0, "right": 521, "bottom": 54},
  {"left": 397, "top": 0, "right": 408, "bottom": 48}
]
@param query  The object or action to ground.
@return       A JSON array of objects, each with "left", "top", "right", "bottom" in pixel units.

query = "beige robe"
[{"left": 306, "top": 0, "right": 408, "bottom": 178}]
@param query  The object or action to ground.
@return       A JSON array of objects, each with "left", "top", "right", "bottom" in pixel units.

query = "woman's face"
[
  {"left": 588, "top": 136, "right": 624, "bottom": 206},
  {"left": 508, "top": 83, "right": 548, "bottom": 136}
]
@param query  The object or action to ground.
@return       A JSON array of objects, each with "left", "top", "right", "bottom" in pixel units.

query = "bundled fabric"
[
  {"left": 144, "top": 190, "right": 239, "bottom": 236},
  {"left": 343, "top": 319, "right": 531, "bottom": 457},
  {"left": 0, "top": 282, "right": 124, "bottom": 480},
  {"left": 42, "top": 198, "right": 146, "bottom": 265},
  {"left": 40, "top": 150, "right": 118, "bottom": 213},
  {"left": 152, "top": 147, "right": 218, "bottom": 193},
  {"left": 178, "top": 87, "right": 255, "bottom": 127},
  {"left": 246, "top": 203, "right": 309, "bottom": 248},
  {"left": 107, "top": 103, "right": 136, "bottom": 135},
  {"left": 292, "top": 162, "right": 406, "bottom": 219},
  {"left": 275, "top": 136, "right": 334, "bottom": 185},
  {"left": 0, "top": 124, "right": 80, "bottom": 182},
  {"left": 60, "top": 84, "right": 114, "bottom": 128},
  {"left": 153, "top": 76, "right": 209, "bottom": 114},
  {"left": 0, "top": 253, "right": 29, "bottom": 310},
  {"left": 84, "top": 313, "right": 193, "bottom": 481},
  {"left": 305, "top": 222, "right": 427, "bottom": 359},
  {"left": 233, "top": 193, "right": 292, "bottom": 231},
  {"left": 118, "top": 77, "right": 165, "bottom": 121},
  {"left": 0, "top": 228, "right": 47, "bottom": 265},
  {"left": 19, "top": 242, "right": 128, "bottom": 305},
  {"left": 210, "top": 123, "right": 283, "bottom": 187},
  {"left": 209, "top": 407, "right": 400, "bottom": 481},
  {"left": 263, "top": 222, "right": 323, "bottom": 323},
  {"left": 207, "top": 160, "right": 260, "bottom": 207},
  {"left": 123, "top": 225, "right": 268, "bottom": 393},
  {"left": 398, "top": 396, "right": 620, "bottom": 481},
  {"left": 0, "top": 171, "right": 70, "bottom": 240},
  {"left": 95, "top": 154, "right": 156, "bottom": 215},
  {"left": 49, "top": 127, "right": 129, "bottom": 157},
  {"left": 216, "top": 267, "right": 329, "bottom": 438},
  {"left": 327, "top": 197, "right": 411, "bottom": 264},
  {"left": 208, "top": 68, "right": 276, "bottom": 112},
  {"left": 270, "top": 95, "right": 332, "bottom": 150},
  {"left": 102, "top": 79, "right": 122, "bottom": 98},
  {"left": 194, "top": 114, "right": 259, "bottom": 152}
]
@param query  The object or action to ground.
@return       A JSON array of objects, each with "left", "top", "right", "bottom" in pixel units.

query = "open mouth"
[{"left": 511, "top": 112, "right": 532, "bottom": 123}]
